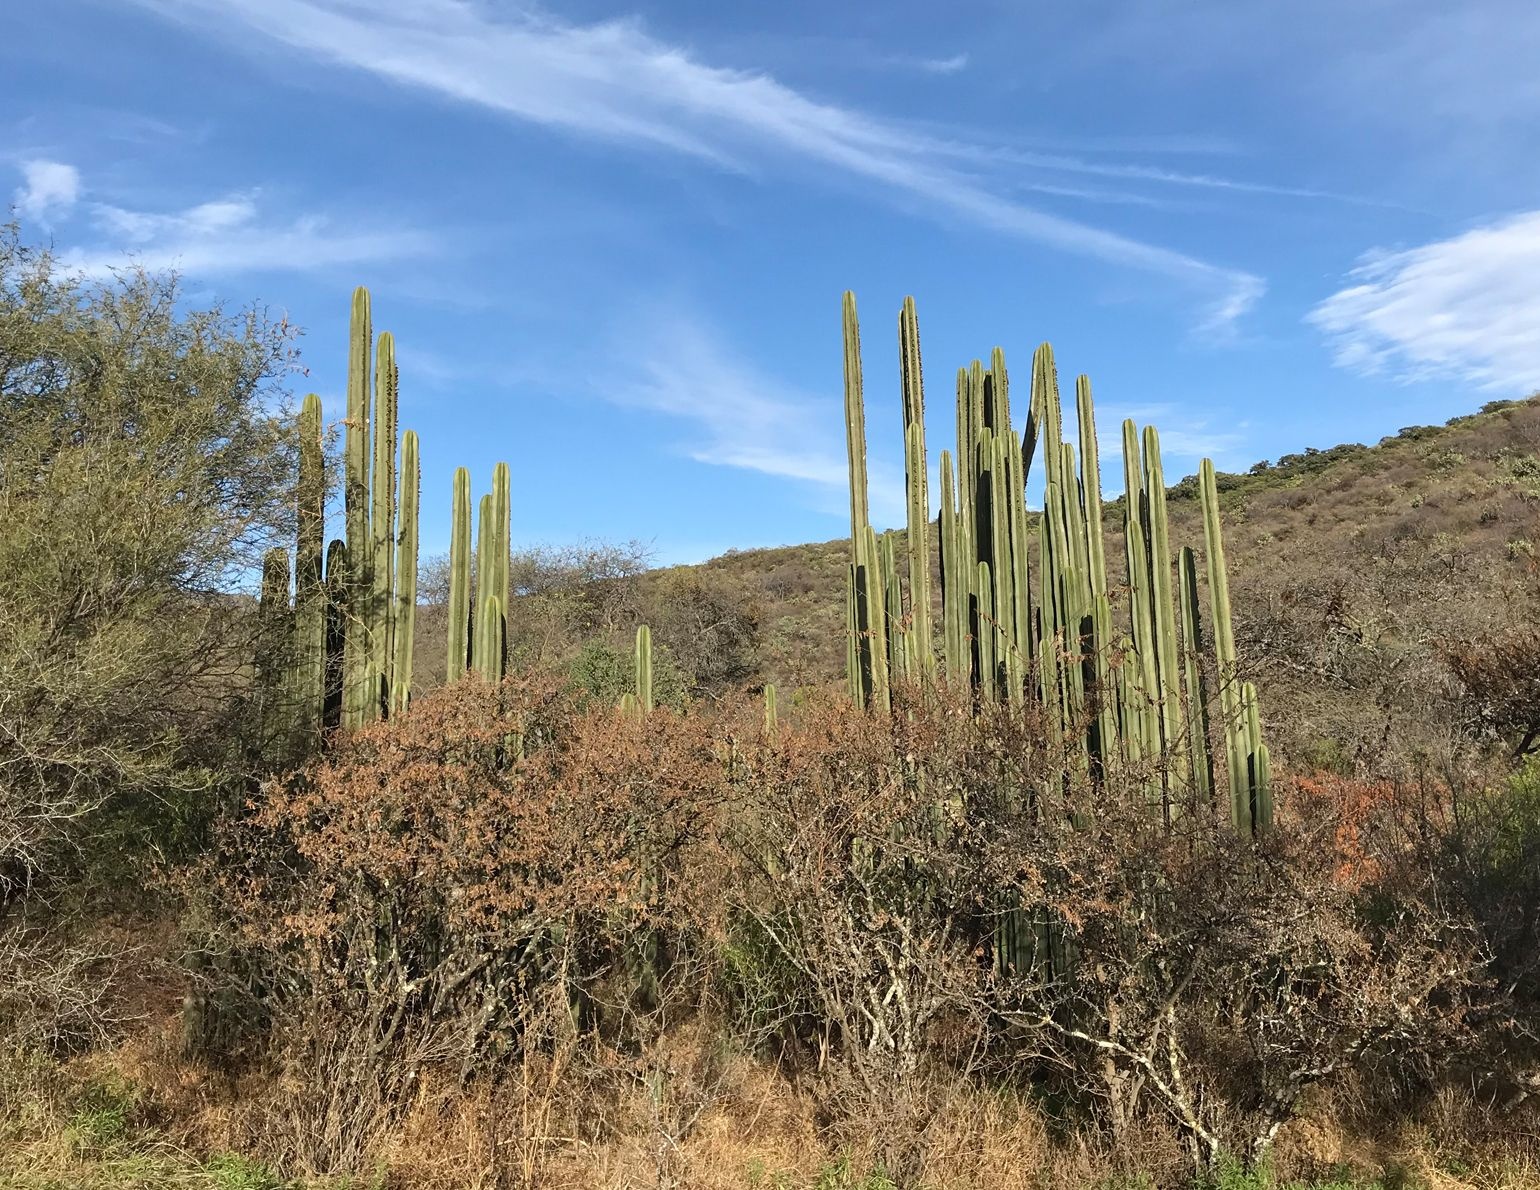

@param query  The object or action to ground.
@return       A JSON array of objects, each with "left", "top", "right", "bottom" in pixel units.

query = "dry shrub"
[
  {"left": 199, "top": 671, "right": 733, "bottom": 1177},
  {"left": 989, "top": 767, "right": 1487, "bottom": 1171},
  {"left": 173, "top": 675, "right": 1522, "bottom": 1185}
]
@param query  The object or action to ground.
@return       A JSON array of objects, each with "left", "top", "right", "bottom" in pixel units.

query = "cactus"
[
  {"left": 842, "top": 293, "right": 890, "bottom": 712},
  {"left": 899, "top": 298, "right": 934, "bottom": 681},
  {"left": 259, "top": 286, "right": 454, "bottom": 745},
  {"left": 1200, "top": 460, "right": 1254, "bottom": 832},
  {"left": 1179, "top": 546, "right": 1214, "bottom": 804},
  {"left": 369, "top": 331, "right": 398, "bottom": 719},
  {"left": 342, "top": 288, "right": 372, "bottom": 730},
  {"left": 635, "top": 625, "right": 653, "bottom": 713},
  {"left": 841, "top": 291, "right": 1266, "bottom": 834},
  {"left": 390, "top": 431, "right": 419, "bottom": 718},
  {"left": 447, "top": 467, "right": 472, "bottom": 678},
  {"left": 256, "top": 547, "right": 293, "bottom": 760},
  {"left": 476, "top": 596, "right": 504, "bottom": 683},
  {"left": 323, "top": 539, "right": 347, "bottom": 729},
  {"left": 763, "top": 683, "right": 779, "bottom": 738},
  {"left": 294, "top": 393, "right": 326, "bottom": 738}
]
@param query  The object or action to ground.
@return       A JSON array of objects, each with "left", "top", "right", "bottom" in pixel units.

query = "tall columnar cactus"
[
  {"left": 899, "top": 297, "right": 934, "bottom": 681},
  {"left": 1178, "top": 546, "right": 1214, "bottom": 805},
  {"left": 342, "top": 288, "right": 372, "bottom": 730},
  {"left": 257, "top": 547, "right": 293, "bottom": 758},
  {"left": 842, "top": 293, "right": 889, "bottom": 712},
  {"left": 323, "top": 539, "right": 347, "bottom": 729},
  {"left": 261, "top": 286, "right": 429, "bottom": 747},
  {"left": 464, "top": 467, "right": 511, "bottom": 684},
  {"left": 294, "top": 393, "right": 326, "bottom": 737},
  {"left": 841, "top": 290, "right": 1265, "bottom": 835},
  {"left": 635, "top": 624, "right": 654, "bottom": 713},
  {"left": 369, "top": 330, "right": 399, "bottom": 719},
  {"left": 390, "top": 430, "right": 419, "bottom": 718},
  {"left": 1200, "top": 460, "right": 1270, "bottom": 834},
  {"left": 336, "top": 287, "right": 420, "bottom": 728},
  {"left": 447, "top": 466, "right": 472, "bottom": 678}
]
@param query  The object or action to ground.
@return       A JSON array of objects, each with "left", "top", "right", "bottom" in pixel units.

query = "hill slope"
[{"left": 639, "top": 395, "right": 1540, "bottom": 773}]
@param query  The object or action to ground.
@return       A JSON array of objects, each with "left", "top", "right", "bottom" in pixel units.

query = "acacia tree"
[{"left": 0, "top": 224, "right": 300, "bottom": 900}]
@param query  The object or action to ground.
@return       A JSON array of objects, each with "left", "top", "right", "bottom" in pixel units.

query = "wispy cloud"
[
  {"left": 1100, "top": 404, "right": 1248, "bottom": 471},
  {"left": 13, "top": 159, "right": 80, "bottom": 225},
  {"left": 911, "top": 52, "right": 969, "bottom": 76},
  {"left": 133, "top": 0, "right": 1264, "bottom": 330},
  {"left": 1307, "top": 210, "right": 1540, "bottom": 392},
  {"left": 938, "top": 144, "right": 1402, "bottom": 209},
  {"left": 54, "top": 183, "right": 433, "bottom": 279},
  {"left": 606, "top": 309, "right": 905, "bottom": 525}
]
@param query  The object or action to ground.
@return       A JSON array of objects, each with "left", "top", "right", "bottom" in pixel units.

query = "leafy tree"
[{"left": 0, "top": 225, "right": 300, "bottom": 896}]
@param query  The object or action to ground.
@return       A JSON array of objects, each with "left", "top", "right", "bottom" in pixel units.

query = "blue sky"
[{"left": 6, "top": 0, "right": 1539, "bottom": 564}]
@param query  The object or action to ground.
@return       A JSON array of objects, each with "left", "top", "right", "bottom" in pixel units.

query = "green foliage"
[
  {"left": 65, "top": 1075, "right": 139, "bottom": 1157},
  {"left": 0, "top": 224, "right": 298, "bottom": 889},
  {"left": 202, "top": 1153, "right": 285, "bottom": 1190},
  {"left": 569, "top": 639, "right": 687, "bottom": 710}
]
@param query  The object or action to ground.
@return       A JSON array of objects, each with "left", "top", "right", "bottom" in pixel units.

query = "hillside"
[{"left": 628, "top": 394, "right": 1540, "bottom": 774}]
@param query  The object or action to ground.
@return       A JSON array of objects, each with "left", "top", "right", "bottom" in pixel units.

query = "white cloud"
[
  {"left": 913, "top": 53, "right": 969, "bottom": 75},
  {"left": 134, "top": 0, "right": 1264, "bottom": 330},
  {"left": 1307, "top": 210, "right": 1540, "bottom": 392},
  {"left": 57, "top": 187, "right": 432, "bottom": 279},
  {"left": 13, "top": 159, "right": 81, "bottom": 224},
  {"left": 607, "top": 309, "right": 906, "bottom": 526}
]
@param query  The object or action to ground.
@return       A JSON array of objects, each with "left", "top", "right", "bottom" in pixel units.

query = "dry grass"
[{"left": 9, "top": 983, "right": 1540, "bottom": 1190}]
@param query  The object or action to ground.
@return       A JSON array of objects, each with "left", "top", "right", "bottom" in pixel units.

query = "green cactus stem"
[
  {"left": 390, "top": 430, "right": 419, "bottom": 718},
  {"left": 447, "top": 467, "right": 471, "bottom": 679},
  {"left": 899, "top": 297, "right": 934, "bottom": 681},
  {"left": 635, "top": 624, "right": 653, "bottom": 713},
  {"left": 294, "top": 393, "right": 326, "bottom": 736},
  {"left": 1200, "top": 459, "right": 1252, "bottom": 833},
  {"left": 342, "top": 287, "right": 372, "bottom": 731},
  {"left": 369, "top": 330, "right": 398, "bottom": 721}
]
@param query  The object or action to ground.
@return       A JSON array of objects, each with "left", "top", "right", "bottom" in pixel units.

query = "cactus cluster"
[
  {"left": 258, "top": 286, "right": 513, "bottom": 753},
  {"left": 841, "top": 291, "right": 1270, "bottom": 833},
  {"left": 446, "top": 461, "right": 511, "bottom": 684}
]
